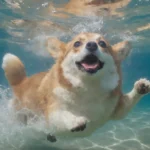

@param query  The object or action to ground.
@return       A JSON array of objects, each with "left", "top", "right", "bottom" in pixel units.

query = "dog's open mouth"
[{"left": 75, "top": 54, "right": 104, "bottom": 74}]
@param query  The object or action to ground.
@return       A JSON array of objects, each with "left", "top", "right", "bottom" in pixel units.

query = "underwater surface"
[{"left": 0, "top": 0, "right": 150, "bottom": 149}]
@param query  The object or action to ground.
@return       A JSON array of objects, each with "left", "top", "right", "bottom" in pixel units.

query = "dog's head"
[{"left": 47, "top": 33, "right": 131, "bottom": 86}]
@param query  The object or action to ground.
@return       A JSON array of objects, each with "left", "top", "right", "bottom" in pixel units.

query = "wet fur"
[{"left": 2, "top": 33, "right": 150, "bottom": 138}]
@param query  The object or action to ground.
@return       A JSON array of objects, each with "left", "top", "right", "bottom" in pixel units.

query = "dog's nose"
[{"left": 86, "top": 42, "right": 98, "bottom": 52}]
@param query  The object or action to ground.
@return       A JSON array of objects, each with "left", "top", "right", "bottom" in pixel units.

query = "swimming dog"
[{"left": 2, "top": 32, "right": 150, "bottom": 142}]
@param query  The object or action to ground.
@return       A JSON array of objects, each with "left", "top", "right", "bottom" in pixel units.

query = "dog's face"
[
  {"left": 47, "top": 33, "right": 131, "bottom": 83},
  {"left": 64, "top": 33, "right": 113, "bottom": 75}
]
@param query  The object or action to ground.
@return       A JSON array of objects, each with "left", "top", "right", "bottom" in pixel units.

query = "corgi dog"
[{"left": 2, "top": 32, "right": 150, "bottom": 142}]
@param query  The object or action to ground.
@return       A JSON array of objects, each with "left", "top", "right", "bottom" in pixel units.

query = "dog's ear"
[
  {"left": 46, "top": 37, "right": 66, "bottom": 59},
  {"left": 112, "top": 41, "right": 132, "bottom": 61}
]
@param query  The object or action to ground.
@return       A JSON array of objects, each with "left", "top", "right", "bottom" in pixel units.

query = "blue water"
[{"left": 0, "top": 0, "right": 150, "bottom": 150}]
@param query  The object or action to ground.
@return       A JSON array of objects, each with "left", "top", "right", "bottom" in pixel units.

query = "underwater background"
[{"left": 0, "top": 0, "right": 150, "bottom": 149}]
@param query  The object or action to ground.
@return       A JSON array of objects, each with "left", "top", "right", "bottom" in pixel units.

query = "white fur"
[
  {"left": 61, "top": 44, "right": 119, "bottom": 89},
  {"left": 49, "top": 76, "right": 119, "bottom": 136},
  {"left": 2, "top": 53, "right": 17, "bottom": 69},
  {"left": 49, "top": 109, "right": 87, "bottom": 133}
]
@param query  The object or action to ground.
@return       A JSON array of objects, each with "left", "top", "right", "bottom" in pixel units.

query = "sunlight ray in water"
[{"left": 0, "top": 0, "right": 150, "bottom": 150}]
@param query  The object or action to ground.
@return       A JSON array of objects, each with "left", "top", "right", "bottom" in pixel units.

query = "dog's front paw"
[
  {"left": 134, "top": 78, "right": 150, "bottom": 94},
  {"left": 71, "top": 117, "right": 87, "bottom": 132}
]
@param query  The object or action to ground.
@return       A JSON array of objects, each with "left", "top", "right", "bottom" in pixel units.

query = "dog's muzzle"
[{"left": 75, "top": 54, "right": 104, "bottom": 74}]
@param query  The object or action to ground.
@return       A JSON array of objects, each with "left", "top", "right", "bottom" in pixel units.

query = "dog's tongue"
[{"left": 81, "top": 63, "right": 98, "bottom": 70}]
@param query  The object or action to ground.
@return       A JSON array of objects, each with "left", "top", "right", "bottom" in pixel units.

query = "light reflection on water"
[{"left": 0, "top": 0, "right": 150, "bottom": 149}]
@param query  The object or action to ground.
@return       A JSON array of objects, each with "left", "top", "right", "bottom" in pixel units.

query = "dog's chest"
[
  {"left": 54, "top": 84, "right": 118, "bottom": 122},
  {"left": 73, "top": 87, "right": 118, "bottom": 121}
]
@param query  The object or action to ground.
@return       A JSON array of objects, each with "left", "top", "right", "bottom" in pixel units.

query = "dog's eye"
[
  {"left": 74, "top": 41, "right": 82, "bottom": 47},
  {"left": 98, "top": 41, "right": 107, "bottom": 48}
]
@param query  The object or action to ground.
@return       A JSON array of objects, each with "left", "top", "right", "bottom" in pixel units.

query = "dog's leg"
[
  {"left": 47, "top": 134, "right": 57, "bottom": 142},
  {"left": 49, "top": 110, "right": 87, "bottom": 133},
  {"left": 8, "top": 98, "right": 28, "bottom": 125},
  {"left": 112, "top": 78, "right": 150, "bottom": 120}
]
